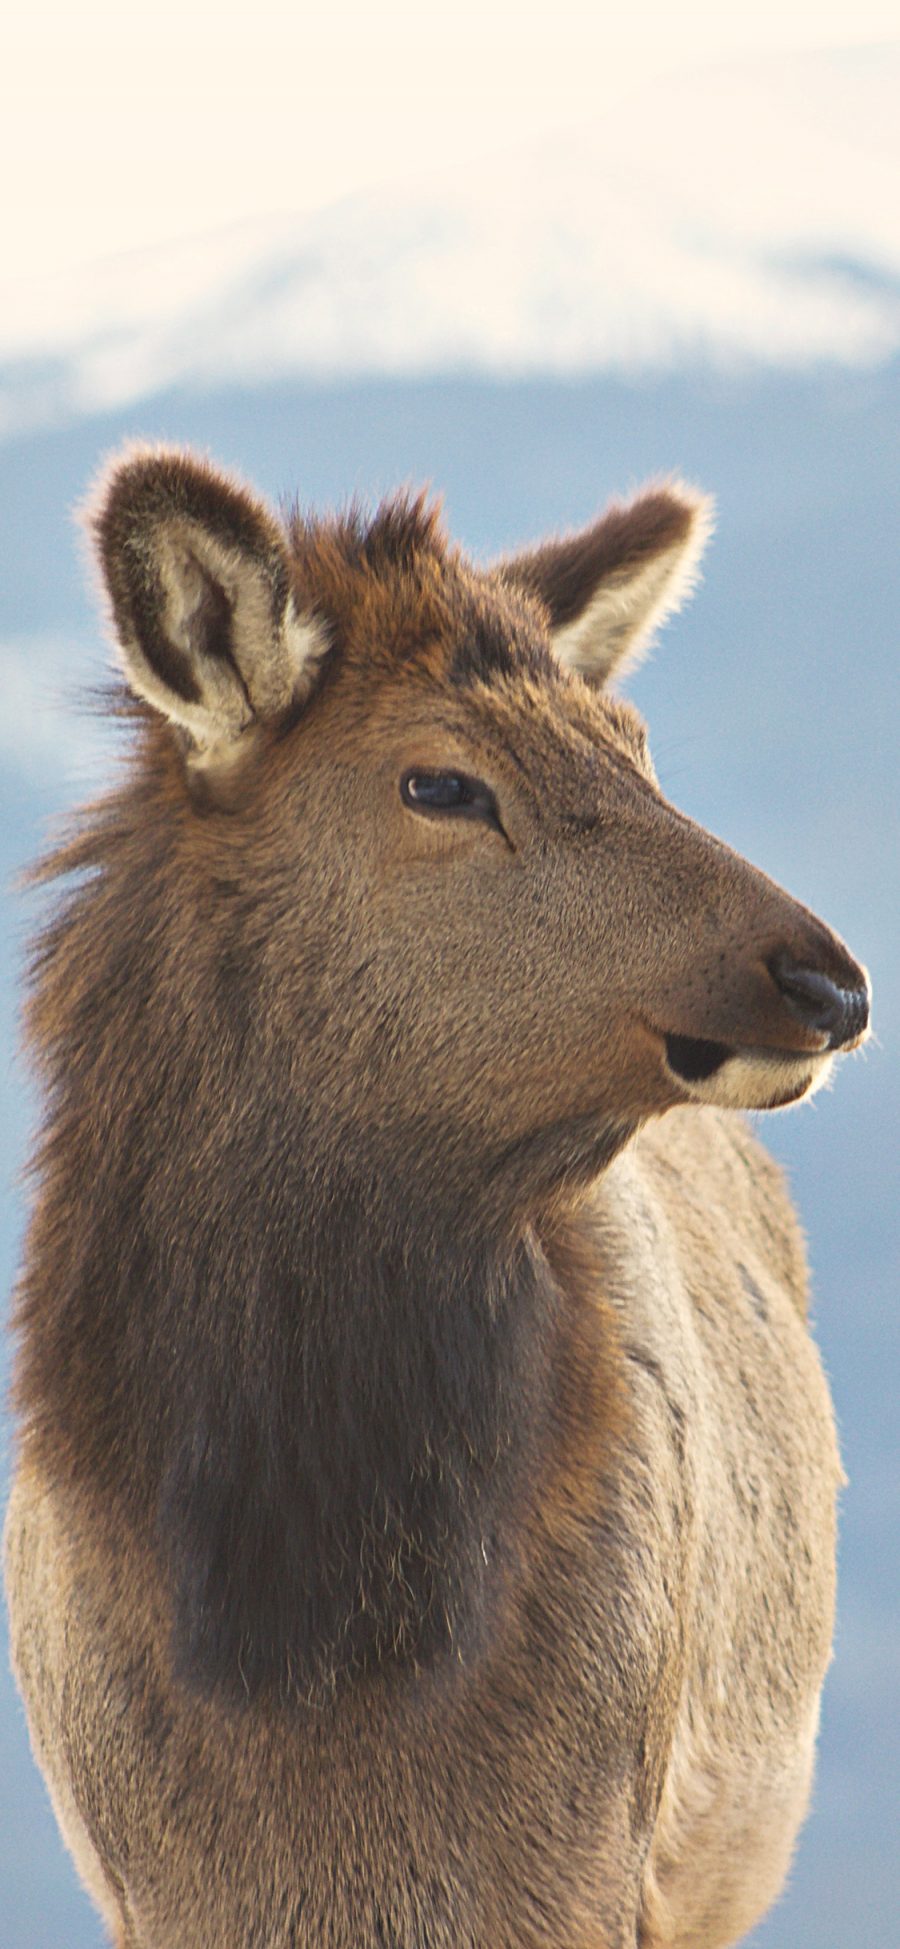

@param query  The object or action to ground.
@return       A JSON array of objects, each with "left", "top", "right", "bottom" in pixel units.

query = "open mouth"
[
  {"left": 664, "top": 1033, "right": 731, "bottom": 1083},
  {"left": 661, "top": 1029, "right": 834, "bottom": 1111}
]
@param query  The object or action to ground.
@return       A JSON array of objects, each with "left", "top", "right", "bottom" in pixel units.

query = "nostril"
[
  {"left": 768, "top": 952, "right": 870, "bottom": 1049},
  {"left": 771, "top": 960, "right": 845, "bottom": 1033}
]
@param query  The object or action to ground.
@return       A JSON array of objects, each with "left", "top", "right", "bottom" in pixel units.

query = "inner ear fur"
[
  {"left": 497, "top": 481, "right": 714, "bottom": 687},
  {"left": 88, "top": 446, "right": 328, "bottom": 759}
]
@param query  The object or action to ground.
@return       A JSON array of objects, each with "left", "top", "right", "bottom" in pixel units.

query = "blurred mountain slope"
[{"left": 3, "top": 45, "right": 900, "bottom": 440}]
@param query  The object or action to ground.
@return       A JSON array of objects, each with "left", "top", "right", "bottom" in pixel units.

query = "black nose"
[{"left": 769, "top": 953, "right": 870, "bottom": 1050}]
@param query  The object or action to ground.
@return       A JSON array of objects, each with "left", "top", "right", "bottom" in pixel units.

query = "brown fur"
[{"left": 5, "top": 449, "right": 870, "bottom": 1947}]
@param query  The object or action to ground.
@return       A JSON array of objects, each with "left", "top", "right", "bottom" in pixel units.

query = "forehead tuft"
[
  {"left": 286, "top": 493, "right": 555, "bottom": 688},
  {"left": 288, "top": 490, "right": 447, "bottom": 582}
]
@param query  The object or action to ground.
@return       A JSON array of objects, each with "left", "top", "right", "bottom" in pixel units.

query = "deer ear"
[
  {"left": 89, "top": 446, "right": 328, "bottom": 761},
  {"left": 498, "top": 482, "right": 714, "bottom": 687}
]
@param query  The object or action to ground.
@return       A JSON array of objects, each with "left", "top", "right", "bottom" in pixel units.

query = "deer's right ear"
[
  {"left": 88, "top": 447, "right": 328, "bottom": 763},
  {"left": 497, "top": 481, "right": 714, "bottom": 688}
]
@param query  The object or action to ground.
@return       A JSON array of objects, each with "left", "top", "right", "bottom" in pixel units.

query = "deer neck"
[{"left": 154, "top": 1160, "right": 563, "bottom": 1703}]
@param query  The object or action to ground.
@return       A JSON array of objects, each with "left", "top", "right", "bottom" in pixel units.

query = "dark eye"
[{"left": 401, "top": 769, "right": 498, "bottom": 823}]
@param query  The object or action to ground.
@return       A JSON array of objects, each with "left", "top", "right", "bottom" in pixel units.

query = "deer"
[{"left": 5, "top": 445, "right": 870, "bottom": 1949}]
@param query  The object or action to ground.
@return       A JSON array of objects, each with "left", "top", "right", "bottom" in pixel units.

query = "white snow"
[{"left": 3, "top": 46, "right": 898, "bottom": 437}]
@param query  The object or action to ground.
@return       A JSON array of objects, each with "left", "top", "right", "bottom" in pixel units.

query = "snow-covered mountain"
[{"left": 3, "top": 44, "right": 898, "bottom": 437}]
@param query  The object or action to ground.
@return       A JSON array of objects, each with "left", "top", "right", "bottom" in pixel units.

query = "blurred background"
[{"left": 1, "top": 5, "right": 898, "bottom": 1944}]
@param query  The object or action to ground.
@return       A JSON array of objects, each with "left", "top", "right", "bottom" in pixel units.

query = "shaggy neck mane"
[
  {"left": 159, "top": 1189, "right": 557, "bottom": 1704},
  {"left": 13, "top": 759, "right": 590, "bottom": 1704}
]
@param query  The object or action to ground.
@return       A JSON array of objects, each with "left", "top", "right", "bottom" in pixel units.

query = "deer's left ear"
[
  {"left": 497, "top": 482, "right": 714, "bottom": 687},
  {"left": 88, "top": 445, "right": 328, "bottom": 766}
]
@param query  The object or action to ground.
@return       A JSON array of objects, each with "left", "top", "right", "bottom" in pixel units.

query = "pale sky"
[{"left": 5, "top": 1, "right": 899, "bottom": 283}]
